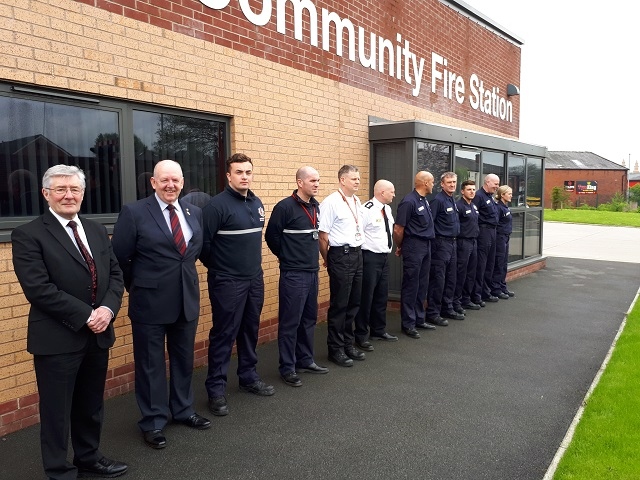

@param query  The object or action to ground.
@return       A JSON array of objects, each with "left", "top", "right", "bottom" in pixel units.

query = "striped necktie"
[
  {"left": 68, "top": 220, "right": 97, "bottom": 304},
  {"left": 167, "top": 204, "right": 187, "bottom": 256}
]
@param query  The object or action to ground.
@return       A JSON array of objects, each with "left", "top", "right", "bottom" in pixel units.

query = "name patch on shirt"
[
  {"left": 446, "top": 207, "right": 453, "bottom": 212},
  {"left": 486, "top": 200, "right": 491, "bottom": 204},
  {"left": 418, "top": 206, "right": 425, "bottom": 211}
]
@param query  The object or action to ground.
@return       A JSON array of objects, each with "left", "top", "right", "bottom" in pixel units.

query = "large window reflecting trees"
[{"left": 417, "top": 142, "right": 450, "bottom": 199}]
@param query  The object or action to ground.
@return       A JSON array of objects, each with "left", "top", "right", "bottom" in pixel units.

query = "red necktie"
[
  {"left": 68, "top": 220, "right": 97, "bottom": 305},
  {"left": 167, "top": 204, "right": 187, "bottom": 256}
]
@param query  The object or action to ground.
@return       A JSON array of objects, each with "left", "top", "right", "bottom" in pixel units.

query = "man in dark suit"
[
  {"left": 112, "top": 160, "right": 210, "bottom": 450},
  {"left": 12, "top": 164, "right": 127, "bottom": 480}
]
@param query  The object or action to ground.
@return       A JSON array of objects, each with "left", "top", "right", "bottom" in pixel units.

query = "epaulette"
[{"left": 364, "top": 201, "right": 374, "bottom": 209}]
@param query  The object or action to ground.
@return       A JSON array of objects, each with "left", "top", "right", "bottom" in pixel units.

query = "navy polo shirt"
[
  {"left": 395, "top": 189, "right": 435, "bottom": 239},
  {"left": 496, "top": 202, "right": 513, "bottom": 235},
  {"left": 456, "top": 198, "right": 479, "bottom": 239},
  {"left": 430, "top": 191, "right": 460, "bottom": 237},
  {"left": 472, "top": 187, "right": 499, "bottom": 226}
]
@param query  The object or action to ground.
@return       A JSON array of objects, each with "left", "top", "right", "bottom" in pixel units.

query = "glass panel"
[
  {"left": 524, "top": 210, "right": 541, "bottom": 258},
  {"left": 526, "top": 157, "right": 543, "bottom": 207},
  {"left": 417, "top": 141, "right": 451, "bottom": 201},
  {"left": 454, "top": 147, "right": 481, "bottom": 196},
  {"left": 133, "top": 110, "right": 226, "bottom": 204},
  {"left": 481, "top": 150, "right": 505, "bottom": 184},
  {"left": 509, "top": 211, "right": 524, "bottom": 262},
  {"left": 0, "top": 96, "right": 120, "bottom": 216},
  {"left": 508, "top": 154, "right": 526, "bottom": 207}
]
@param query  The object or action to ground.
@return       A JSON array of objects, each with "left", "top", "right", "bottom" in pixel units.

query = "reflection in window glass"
[
  {"left": 482, "top": 150, "right": 505, "bottom": 184},
  {"left": 417, "top": 142, "right": 450, "bottom": 200},
  {"left": 526, "top": 157, "right": 543, "bottom": 207},
  {"left": 133, "top": 110, "right": 226, "bottom": 205},
  {"left": 0, "top": 96, "right": 120, "bottom": 216},
  {"left": 508, "top": 155, "right": 525, "bottom": 208},
  {"left": 524, "top": 210, "right": 541, "bottom": 258},
  {"left": 509, "top": 211, "right": 523, "bottom": 262},
  {"left": 454, "top": 148, "right": 480, "bottom": 195}
]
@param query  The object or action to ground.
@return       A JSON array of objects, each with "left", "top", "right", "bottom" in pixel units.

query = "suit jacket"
[
  {"left": 111, "top": 195, "right": 203, "bottom": 324},
  {"left": 11, "top": 210, "right": 124, "bottom": 355}
]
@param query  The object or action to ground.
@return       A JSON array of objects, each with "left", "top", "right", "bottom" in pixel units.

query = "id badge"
[
  {"left": 355, "top": 232, "right": 362, "bottom": 242},
  {"left": 312, "top": 230, "right": 319, "bottom": 240}
]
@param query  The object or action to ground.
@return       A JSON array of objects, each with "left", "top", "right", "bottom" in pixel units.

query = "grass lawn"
[
  {"left": 544, "top": 209, "right": 640, "bottom": 227},
  {"left": 553, "top": 299, "right": 640, "bottom": 479}
]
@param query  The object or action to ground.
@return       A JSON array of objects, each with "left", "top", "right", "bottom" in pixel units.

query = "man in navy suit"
[
  {"left": 112, "top": 160, "right": 210, "bottom": 450},
  {"left": 12, "top": 164, "right": 127, "bottom": 479}
]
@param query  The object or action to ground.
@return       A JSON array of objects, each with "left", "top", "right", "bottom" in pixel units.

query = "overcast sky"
[{"left": 466, "top": 0, "right": 639, "bottom": 169}]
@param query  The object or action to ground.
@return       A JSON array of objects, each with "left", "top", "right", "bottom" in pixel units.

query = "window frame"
[{"left": 0, "top": 82, "right": 230, "bottom": 241}]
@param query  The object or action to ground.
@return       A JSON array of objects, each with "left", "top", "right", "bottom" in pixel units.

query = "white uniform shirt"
[
  {"left": 318, "top": 189, "right": 364, "bottom": 247},
  {"left": 361, "top": 197, "right": 394, "bottom": 253}
]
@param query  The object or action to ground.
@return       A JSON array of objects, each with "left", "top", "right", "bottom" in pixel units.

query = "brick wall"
[
  {"left": 0, "top": 0, "right": 522, "bottom": 435},
  {"left": 545, "top": 169, "right": 628, "bottom": 207}
]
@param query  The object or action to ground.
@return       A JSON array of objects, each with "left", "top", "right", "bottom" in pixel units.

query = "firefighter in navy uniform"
[
  {"left": 265, "top": 167, "right": 329, "bottom": 388},
  {"left": 453, "top": 180, "right": 481, "bottom": 313},
  {"left": 393, "top": 171, "right": 436, "bottom": 339},
  {"left": 353, "top": 180, "right": 399, "bottom": 351},
  {"left": 201, "top": 153, "right": 275, "bottom": 418},
  {"left": 425, "top": 172, "right": 462, "bottom": 325}
]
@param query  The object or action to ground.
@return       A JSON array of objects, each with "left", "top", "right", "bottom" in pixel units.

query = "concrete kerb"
[{"left": 542, "top": 286, "right": 640, "bottom": 479}]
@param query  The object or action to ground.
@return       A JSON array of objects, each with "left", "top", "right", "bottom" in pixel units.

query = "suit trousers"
[
  {"left": 354, "top": 250, "right": 390, "bottom": 342},
  {"left": 474, "top": 226, "right": 496, "bottom": 302},
  {"left": 34, "top": 335, "right": 108, "bottom": 480},
  {"left": 206, "top": 273, "right": 264, "bottom": 397},
  {"left": 453, "top": 238, "right": 477, "bottom": 308},
  {"left": 277, "top": 270, "right": 318, "bottom": 375},
  {"left": 426, "top": 237, "right": 457, "bottom": 319},
  {"left": 326, "top": 247, "right": 362, "bottom": 354},
  {"left": 400, "top": 237, "right": 431, "bottom": 330},
  {"left": 131, "top": 315, "right": 197, "bottom": 431}
]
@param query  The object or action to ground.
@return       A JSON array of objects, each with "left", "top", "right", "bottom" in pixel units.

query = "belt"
[
  {"left": 457, "top": 237, "right": 476, "bottom": 240},
  {"left": 330, "top": 245, "right": 361, "bottom": 253},
  {"left": 362, "top": 249, "right": 391, "bottom": 255},
  {"left": 435, "top": 235, "right": 456, "bottom": 241},
  {"left": 479, "top": 223, "right": 497, "bottom": 229}
]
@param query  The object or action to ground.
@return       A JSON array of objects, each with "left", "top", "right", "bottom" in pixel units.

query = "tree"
[
  {"left": 629, "top": 184, "right": 640, "bottom": 204},
  {"left": 551, "top": 186, "right": 570, "bottom": 210}
]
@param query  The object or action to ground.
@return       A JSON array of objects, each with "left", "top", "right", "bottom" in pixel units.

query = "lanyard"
[
  {"left": 338, "top": 189, "right": 359, "bottom": 228},
  {"left": 292, "top": 193, "right": 317, "bottom": 228}
]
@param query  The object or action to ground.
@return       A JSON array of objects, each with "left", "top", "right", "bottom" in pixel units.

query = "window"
[
  {"left": 0, "top": 83, "right": 229, "bottom": 237},
  {"left": 508, "top": 154, "right": 526, "bottom": 207},
  {"left": 526, "top": 157, "right": 543, "bottom": 207},
  {"left": 454, "top": 147, "right": 481, "bottom": 194},
  {"left": 417, "top": 141, "right": 451, "bottom": 200},
  {"left": 481, "top": 150, "right": 505, "bottom": 183},
  {"left": 0, "top": 95, "right": 121, "bottom": 217}
]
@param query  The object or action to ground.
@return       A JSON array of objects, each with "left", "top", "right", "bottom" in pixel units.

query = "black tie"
[{"left": 382, "top": 207, "right": 392, "bottom": 249}]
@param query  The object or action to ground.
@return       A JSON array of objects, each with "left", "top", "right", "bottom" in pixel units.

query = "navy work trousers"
[
  {"left": 400, "top": 236, "right": 431, "bottom": 330},
  {"left": 426, "top": 237, "right": 457, "bottom": 319},
  {"left": 277, "top": 270, "right": 318, "bottom": 375},
  {"left": 474, "top": 226, "right": 496, "bottom": 302},
  {"left": 453, "top": 237, "right": 477, "bottom": 309}
]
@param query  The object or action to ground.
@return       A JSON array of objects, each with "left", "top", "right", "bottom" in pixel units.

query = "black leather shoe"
[
  {"left": 76, "top": 456, "right": 128, "bottom": 478},
  {"left": 281, "top": 372, "right": 303, "bottom": 387},
  {"left": 181, "top": 413, "right": 211, "bottom": 430},
  {"left": 496, "top": 292, "right": 509, "bottom": 300},
  {"left": 208, "top": 395, "right": 229, "bottom": 416},
  {"left": 355, "top": 341, "right": 374, "bottom": 351},
  {"left": 454, "top": 306, "right": 466, "bottom": 315},
  {"left": 483, "top": 296, "right": 499, "bottom": 303},
  {"left": 416, "top": 322, "right": 436, "bottom": 330},
  {"left": 345, "top": 346, "right": 366, "bottom": 361},
  {"left": 402, "top": 328, "right": 420, "bottom": 339},
  {"left": 427, "top": 317, "right": 449, "bottom": 326},
  {"left": 370, "top": 332, "right": 398, "bottom": 342},
  {"left": 143, "top": 430, "right": 166, "bottom": 449},
  {"left": 478, "top": 301, "right": 486, "bottom": 307},
  {"left": 296, "top": 362, "right": 329, "bottom": 374},
  {"left": 240, "top": 380, "right": 276, "bottom": 396},
  {"left": 462, "top": 302, "right": 481, "bottom": 310},
  {"left": 329, "top": 351, "right": 354, "bottom": 367},
  {"left": 442, "top": 311, "right": 465, "bottom": 321},
  {"left": 505, "top": 290, "right": 515, "bottom": 297}
]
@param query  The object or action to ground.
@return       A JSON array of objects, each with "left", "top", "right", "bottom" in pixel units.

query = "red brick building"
[{"left": 545, "top": 151, "right": 628, "bottom": 207}]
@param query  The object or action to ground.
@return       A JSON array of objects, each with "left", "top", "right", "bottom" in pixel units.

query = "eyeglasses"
[{"left": 46, "top": 187, "right": 84, "bottom": 196}]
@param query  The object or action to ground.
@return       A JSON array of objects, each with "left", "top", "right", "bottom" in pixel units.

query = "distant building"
[
  {"left": 545, "top": 151, "right": 628, "bottom": 207},
  {"left": 629, "top": 160, "right": 640, "bottom": 188}
]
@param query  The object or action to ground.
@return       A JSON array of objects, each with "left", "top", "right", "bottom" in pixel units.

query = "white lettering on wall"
[{"left": 197, "top": 0, "right": 514, "bottom": 122}]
